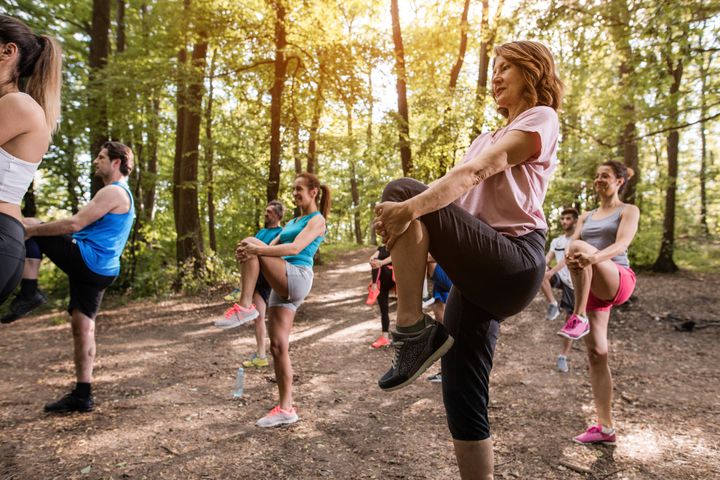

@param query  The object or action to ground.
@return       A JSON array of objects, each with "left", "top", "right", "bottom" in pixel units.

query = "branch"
[{"left": 214, "top": 59, "right": 275, "bottom": 77}]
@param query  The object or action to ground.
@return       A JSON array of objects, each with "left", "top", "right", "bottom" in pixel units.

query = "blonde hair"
[{"left": 493, "top": 41, "right": 563, "bottom": 117}]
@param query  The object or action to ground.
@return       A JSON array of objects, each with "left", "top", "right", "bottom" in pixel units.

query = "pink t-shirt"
[{"left": 455, "top": 106, "right": 559, "bottom": 236}]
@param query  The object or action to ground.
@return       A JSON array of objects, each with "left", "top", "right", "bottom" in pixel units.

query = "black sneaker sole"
[{"left": 381, "top": 335, "right": 454, "bottom": 392}]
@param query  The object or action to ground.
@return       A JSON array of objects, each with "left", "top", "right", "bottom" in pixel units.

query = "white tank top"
[{"left": 0, "top": 146, "right": 39, "bottom": 205}]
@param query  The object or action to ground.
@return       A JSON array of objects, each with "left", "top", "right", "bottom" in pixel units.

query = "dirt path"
[{"left": 1, "top": 248, "right": 718, "bottom": 479}]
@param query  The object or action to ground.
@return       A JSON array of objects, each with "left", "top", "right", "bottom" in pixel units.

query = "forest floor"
[{"left": 1, "top": 248, "right": 718, "bottom": 480}]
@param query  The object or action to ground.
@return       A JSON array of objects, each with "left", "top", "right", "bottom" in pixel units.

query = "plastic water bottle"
[{"left": 233, "top": 367, "right": 244, "bottom": 398}]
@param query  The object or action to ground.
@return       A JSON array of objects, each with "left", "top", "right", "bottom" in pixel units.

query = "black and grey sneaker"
[
  {"left": 44, "top": 392, "right": 94, "bottom": 413},
  {"left": 1, "top": 290, "right": 48, "bottom": 324},
  {"left": 378, "top": 315, "right": 454, "bottom": 391}
]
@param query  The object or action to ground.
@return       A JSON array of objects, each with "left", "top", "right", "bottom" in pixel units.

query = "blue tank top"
[
  {"left": 278, "top": 211, "right": 324, "bottom": 267},
  {"left": 255, "top": 226, "right": 282, "bottom": 244},
  {"left": 73, "top": 181, "right": 135, "bottom": 276}
]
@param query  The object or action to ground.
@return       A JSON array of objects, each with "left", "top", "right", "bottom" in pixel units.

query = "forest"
[{"left": 1, "top": 0, "right": 718, "bottom": 297}]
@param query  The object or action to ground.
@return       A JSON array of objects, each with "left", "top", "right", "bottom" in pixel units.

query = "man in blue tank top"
[{"left": 2, "top": 141, "right": 135, "bottom": 413}]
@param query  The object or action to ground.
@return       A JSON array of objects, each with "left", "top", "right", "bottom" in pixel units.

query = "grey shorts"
[{"left": 268, "top": 262, "right": 314, "bottom": 311}]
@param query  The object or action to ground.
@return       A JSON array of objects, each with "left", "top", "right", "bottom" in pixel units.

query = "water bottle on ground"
[{"left": 233, "top": 367, "right": 244, "bottom": 398}]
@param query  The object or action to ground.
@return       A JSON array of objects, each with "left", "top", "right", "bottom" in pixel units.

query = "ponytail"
[
  {"left": 296, "top": 172, "right": 332, "bottom": 219},
  {"left": 0, "top": 15, "right": 62, "bottom": 133},
  {"left": 25, "top": 35, "right": 62, "bottom": 133}
]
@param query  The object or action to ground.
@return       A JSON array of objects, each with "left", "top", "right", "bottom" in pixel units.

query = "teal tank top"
[
  {"left": 279, "top": 211, "right": 324, "bottom": 267},
  {"left": 73, "top": 181, "right": 135, "bottom": 276},
  {"left": 255, "top": 226, "right": 282, "bottom": 244}
]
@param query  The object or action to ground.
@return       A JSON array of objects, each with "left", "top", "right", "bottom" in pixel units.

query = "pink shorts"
[{"left": 587, "top": 263, "right": 636, "bottom": 312}]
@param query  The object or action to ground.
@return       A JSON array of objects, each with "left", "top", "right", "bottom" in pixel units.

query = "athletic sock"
[
  {"left": 550, "top": 301, "right": 558, "bottom": 306},
  {"left": 19, "top": 279, "right": 38, "bottom": 297},
  {"left": 558, "top": 354, "right": 566, "bottom": 359},
  {"left": 397, "top": 315, "right": 427, "bottom": 334},
  {"left": 74, "top": 382, "right": 92, "bottom": 399},
  {"left": 600, "top": 424, "right": 615, "bottom": 434}
]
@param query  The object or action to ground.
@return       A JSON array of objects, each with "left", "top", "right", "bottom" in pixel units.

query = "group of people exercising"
[{"left": 1, "top": 14, "right": 639, "bottom": 479}]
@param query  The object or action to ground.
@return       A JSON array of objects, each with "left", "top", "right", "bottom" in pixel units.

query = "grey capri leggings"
[{"left": 382, "top": 178, "right": 546, "bottom": 441}]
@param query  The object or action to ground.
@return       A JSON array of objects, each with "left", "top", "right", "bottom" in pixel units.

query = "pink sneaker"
[
  {"left": 573, "top": 424, "right": 616, "bottom": 445},
  {"left": 558, "top": 313, "right": 590, "bottom": 340},
  {"left": 215, "top": 303, "right": 259, "bottom": 329},
  {"left": 370, "top": 336, "right": 391, "bottom": 349},
  {"left": 256, "top": 405, "right": 299, "bottom": 428}
]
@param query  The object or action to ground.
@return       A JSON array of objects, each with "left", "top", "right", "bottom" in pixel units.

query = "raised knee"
[
  {"left": 382, "top": 177, "right": 423, "bottom": 203},
  {"left": 269, "top": 339, "right": 288, "bottom": 358}
]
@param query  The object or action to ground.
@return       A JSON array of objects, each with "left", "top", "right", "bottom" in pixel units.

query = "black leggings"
[
  {"left": 0, "top": 213, "right": 25, "bottom": 306},
  {"left": 371, "top": 265, "right": 395, "bottom": 332},
  {"left": 382, "top": 178, "right": 546, "bottom": 441}
]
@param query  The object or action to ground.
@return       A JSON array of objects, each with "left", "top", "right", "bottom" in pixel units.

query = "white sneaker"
[
  {"left": 422, "top": 296, "right": 435, "bottom": 309},
  {"left": 256, "top": 405, "right": 299, "bottom": 428},
  {"left": 215, "top": 303, "right": 259, "bottom": 329}
]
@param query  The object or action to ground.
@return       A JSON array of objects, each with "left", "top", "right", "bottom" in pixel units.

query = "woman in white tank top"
[
  {"left": 559, "top": 160, "right": 640, "bottom": 446},
  {"left": 0, "top": 15, "right": 62, "bottom": 305}
]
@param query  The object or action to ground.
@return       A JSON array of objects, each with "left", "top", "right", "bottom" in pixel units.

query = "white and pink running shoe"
[
  {"left": 573, "top": 424, "right": 616, "bottom": 445},
  {"left": 256, "top": 405, "right": 299, "bottom": 428},
  {"left": 215, "top": 303, "right": 259, "bottom": 329},
  {"left": 558, "top": 313, "right": 590, "bottom": 340}
]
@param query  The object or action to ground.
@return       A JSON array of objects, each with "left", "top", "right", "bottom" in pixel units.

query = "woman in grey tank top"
[{"left": 558, "top": 161, "right": 640, "bottom": 446}]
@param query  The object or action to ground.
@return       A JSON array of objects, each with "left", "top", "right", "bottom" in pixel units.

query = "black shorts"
[
  {"left": 255, "top": 271, "right": 271, "bottom": 304},
  {"left": 550, "top": 274, "right": 574, "bottom": 313},
  {"left": 383, "top": 178, "right": 546, "bottom": 441},
  {"left": 0, "top": 213, "right": 25, "bottom": 306},
  {"left": 27, "top": 235, "right": 116, "bottom": 319}
]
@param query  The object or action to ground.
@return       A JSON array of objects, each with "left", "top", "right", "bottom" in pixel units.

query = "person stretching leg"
[
  {"left": 232, "top": 173, "right": 330, "bottom": 427},
  {"left": 374, "top": 41, "right": 563, "bottom": 479},
  {"left": 558, "top": 161, "right": 639, "bottom": 445}
]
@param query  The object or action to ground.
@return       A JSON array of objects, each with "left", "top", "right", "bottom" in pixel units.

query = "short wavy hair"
[{"left": 493, "top": 41, "right": 564, "bottom": 117}]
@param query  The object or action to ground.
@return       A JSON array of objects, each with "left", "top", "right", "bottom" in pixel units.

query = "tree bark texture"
[
  {"left": 89, "top": 0, "right": 111, "bottom": 196},
  {"left": 391, "top": 0, "right": 412, "bottom": 176},
  {"left": 471, "top": 0, "right": 504, "bottom": 137},
  {"left": 267, "top": 0, "right": 287, "bottom": 202},
  {"left": 307, "top": 57, "right": 325, "bottom": 174},
  {"left": 205, "top": 50, "right": 217, "bottom": 253},
  {"left": 448, "top": 0, "right": 471, "bottom": 90}
]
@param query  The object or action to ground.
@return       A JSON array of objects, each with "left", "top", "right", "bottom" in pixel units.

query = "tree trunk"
[
  {"left": 390, "top": 0, "right": 412, "bottom": 176},
  {"left": 89, "top": 0, "right": 111, "bottom": 196},
  {"left": 448, "top": 0, "right": 471, "bottom": 90},
  {"left": 267, "top": 0, "right": 287, "bottom": 202},
  {"left": 205, "top": 49, "right": 217, "bottom": 253},
  {"left": 698, "top": 29, "right": 712, "bottom": 236},
  {"left": 345, "top": 105, "right": 362, "bottom": 245},
  {"left": 653, "top": 56, "right": 682, "bottom": 273},
  {"left": 609, "top": 0, "right": 639, "bottom": 204},
  {"left": 143, "top": 96, "right": 159, "bottom": 222},
  {"left": 471, "top": 0, "right": 504, "bottom": 137},
  {"left": 173, "top": 46, "right": 188, "bottom": 262},
  {"left": 307, "top": 57, "right": 325, "bottom": 174},
  {"left": 21, "top": 183, "right": 36, "bottom": 218},
  {"left": 176, "top": 34, "right": 208, "bottom": 273},
  {"left": 116, "top": 0, "right": 126, "bottom": 53}
]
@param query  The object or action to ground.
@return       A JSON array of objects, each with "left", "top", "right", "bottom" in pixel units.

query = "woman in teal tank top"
[
  {"left": 231, "top": 172, "right": 331, "bottom": 428},
  {"left": 558, "top": 161, "right": 640, "bottom": 446}
]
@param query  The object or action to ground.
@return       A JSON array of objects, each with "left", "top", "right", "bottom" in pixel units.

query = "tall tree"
[
  {"left": 471, "top": 0, "right": 505, "bottom": 137},
  {"left": 205, "top": 49, "right": 217, "bottom": 252},
  {"left": 307, "top": 55, "right": 325, "bottom": 174},
  {"left": 267, "top": 0, "right": 287, "bottom": 201},
  {"left": 88, "top": 0, "right": 111, "bottom": 196},
  {"left": 390, "top": 0, "right": 412, "bottom": 176}
]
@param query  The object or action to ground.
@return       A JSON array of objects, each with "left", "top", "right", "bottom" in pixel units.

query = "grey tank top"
[{"left": 581, "top": 206, "right": 630, "bottom": 267}]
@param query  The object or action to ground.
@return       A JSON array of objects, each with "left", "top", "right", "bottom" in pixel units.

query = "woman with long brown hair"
[
  {"left": 230, "top": 172, "right": 331, "bottom": 427},
  {"left": 0, "top": 15, "right": 62, "bottom": 306}
]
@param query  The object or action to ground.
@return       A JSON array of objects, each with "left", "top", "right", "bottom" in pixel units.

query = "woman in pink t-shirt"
[{"left": 374, "top": 41, "right": 563, "bottom": 479}]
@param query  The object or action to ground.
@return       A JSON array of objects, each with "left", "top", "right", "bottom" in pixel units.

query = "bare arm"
[
  {"left": 244, "top": 215, "right": 325, "bottom": 258},
  {"left": 25, "top": 185, "right": 127, "bottom": 237}
]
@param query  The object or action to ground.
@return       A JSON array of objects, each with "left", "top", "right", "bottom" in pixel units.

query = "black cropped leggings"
[
  {"left": 371, "top": 265, "right": 395, "bottom": 332},
  {"left": 0, "top": 213, "right": 25, "bottom": 306},
  {"left": 382, "top": 178, "right": 546, "bottom": 441}
]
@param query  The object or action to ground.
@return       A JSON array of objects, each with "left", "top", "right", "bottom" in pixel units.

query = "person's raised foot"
[
  {"left": 378, "top": 314, "right": 453, "bottom": 391},
  {"left": 44, "top": 392, "right": 94, "bottom": 413},
  {"left": 255, "top": 405, "right": 299, "bottom": 428},
  {"left": 1, "top": 289, "right": 48, "bottom": 324},
  {"left": 242, "top": 353, "right": 269, "bottom": 368},
  {"left": 558, "top": 313, "right": 590, "bottom": 340},
  {"left": 573, "top": 424, "right": 616, "bottom": 445},
  {"left": 370, "top": 335, "right": 391, "bottom": 349},
  {"left": 215, "top": 303, "right": 259, "bottom": 329},
  {"left": 546, "top": 303, "right": 560, "bottom": 321},
  {"left": 556, "top": 355, "right": 569, "bottom": 373}
]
